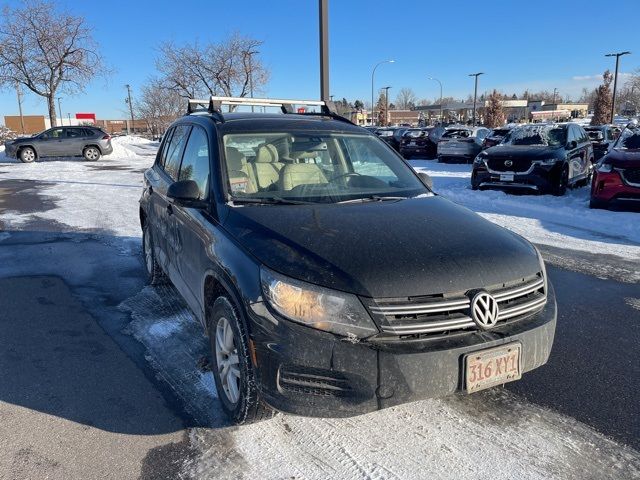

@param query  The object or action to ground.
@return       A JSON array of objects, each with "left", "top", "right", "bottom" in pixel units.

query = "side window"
[
  {"left": 42, "top": 128, "right": 64, "bottom": 139},
  {"left": 178, "top": 126, "right": 210, "bottom": 199},
  {"left": 567, "top": 126, "right": 576, "bottom": 143},
  {"left": 66, "top": 128, "right": 84, "bottom": 138},
  {"left": 157, "top": 129, "right": 173, "bottom": 168},
  {"left": 163, "top": 125, "right": 191, "bottom": 180}
]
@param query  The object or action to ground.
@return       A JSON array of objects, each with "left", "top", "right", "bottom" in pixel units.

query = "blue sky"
[{"left": 1, "top": 0, "right": 639, "bottom": 119}]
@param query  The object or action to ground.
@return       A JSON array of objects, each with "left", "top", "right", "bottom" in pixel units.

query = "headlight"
[
  {"left": 474, "top": 154, "right": 487, "bottom": 165},
  {"left": 597, "top": 163, "right": 612, "bottom": 173},
  {"left": 535, "top": 158, "right": 559, "bottom": 165},
  {"left": 533, "top": 246, "right": 548, "bottom": 295},
  {"left": 260, "top": 267, "right": 378, "bottom": 338}
]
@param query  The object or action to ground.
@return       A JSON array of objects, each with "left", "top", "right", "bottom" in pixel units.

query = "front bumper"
[
  {"left": 4, "top": 144, "right": 18, "bottom": 158},
  {"left": 472, "top": 162, "right": 562, "bottom": 192},
  {"left": 248, "top": 283, "right": 557, "bottom": 418}
]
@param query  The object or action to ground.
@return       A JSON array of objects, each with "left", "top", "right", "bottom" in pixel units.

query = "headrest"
[
  {"left": 226, "top": 147, "right": 246, "bottom": 171},
  {"left": 255, "top": 144, "right": 279, "bottom": 163}
]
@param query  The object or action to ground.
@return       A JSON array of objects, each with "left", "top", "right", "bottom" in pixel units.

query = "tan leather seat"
[
  {"left": 279, "top": 163, "right": 329, "bottom": 191},
  {"left": 226, "top": 147, "right": 257, "bottom": 194},
  {"left": 252, "top": 144, "right": 284, "bottom": 190}
]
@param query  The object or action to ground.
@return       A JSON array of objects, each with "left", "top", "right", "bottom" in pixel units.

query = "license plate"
[
  {"left": 500, "top": 174, "right": 514, "bottom": 182},
  {"left": 464, "top": 343, "right": 521, "bottom": 393},
  {"left": 409, "top": 141, "right": 416, "bottom": 146}
]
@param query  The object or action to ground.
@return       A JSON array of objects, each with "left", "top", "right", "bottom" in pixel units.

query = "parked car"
[
  {"left": 584, "top": 125, "right": 619, "bottom": 161},
  {"left": 374, "top": 127, "right": 407, "bottom": 151},
  {"left": 4, "top": 126, "right": 113, "bottom": 163},
  {"left": 471, "top": 123, "right": 594, "bottom": 195},
  {"left": 437, "top": 126, "right": 490, "bottom": 163},
  {"left": 140, "top": 96, "right": 556, "bottom": 424},
  {"left": 590, "top": 121, "right": 640, "bottom": 210},
  {"left": 399, "top": 127, "right": 437, "bottom": 159},
  {"left": 482, "top": 126, "right": 514, "bottom": 149}
]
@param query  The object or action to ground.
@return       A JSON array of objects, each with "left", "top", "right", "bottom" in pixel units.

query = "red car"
[{"left": 590, "top": 122, "right": 640, "bottom": 210}]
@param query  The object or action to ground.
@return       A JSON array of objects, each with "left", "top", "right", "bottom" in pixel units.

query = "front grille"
[
  {"left": 278, "top": 365, "right": 354, "bottom": 397},
  {"left": 367, "top": 274, "right": 546, "bottom": 337},
  {"left": 487, "top": 157, "right": 532, "bottom": 173},
  {"left": 620, "top": 168, "right": 640, "bottom": 186}
]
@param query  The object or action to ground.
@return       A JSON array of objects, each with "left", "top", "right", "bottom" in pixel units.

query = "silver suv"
[{"left": 4, "top": 126, "right": 114, "bottom": 163}]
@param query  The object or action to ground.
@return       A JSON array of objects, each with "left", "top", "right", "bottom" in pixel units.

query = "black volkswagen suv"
[
  {"left": 140, "top": 97, "right": 556, "bottom": 424},
  {"left": 472, "top": 123, "right": 594, "bottom": 195}
]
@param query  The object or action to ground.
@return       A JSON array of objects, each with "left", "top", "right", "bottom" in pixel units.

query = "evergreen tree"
[
  {"left": 353, "top": 99, "right": 364, "bottom": 111},
  {"left": 485, "top": 90, "right": 506, "bottom": 128},
  {"left": 591, "top": 70, "right": 613, "bottom": 125}
]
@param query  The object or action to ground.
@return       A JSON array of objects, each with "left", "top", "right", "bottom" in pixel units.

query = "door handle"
[{"left": 167, "top": 204, "right": 173, "bottom": 215}]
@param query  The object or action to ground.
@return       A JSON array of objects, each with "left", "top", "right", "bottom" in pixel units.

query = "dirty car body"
[{"left": 139, "top": 102, "right": 556, "bottom": 421}]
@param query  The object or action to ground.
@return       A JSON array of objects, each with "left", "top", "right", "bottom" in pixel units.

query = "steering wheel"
[{"left": 329, "top": 172, "right": 362, "bottom": 183}]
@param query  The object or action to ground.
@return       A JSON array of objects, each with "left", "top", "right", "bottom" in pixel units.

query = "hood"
[
  {"left": 484, "top": 144, "right": 563, "bottom": 160},
  {"left": 604, "top": 149, "right": 640, "bottom": 168},
  {"left": 223, "top": 196, "right": 540, "bottom": 298}
]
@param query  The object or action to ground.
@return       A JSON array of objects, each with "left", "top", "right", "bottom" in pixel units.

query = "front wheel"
[
  {"left": 19, "top": 147, "right": 36, "bottom": 163},
  {"left": 83, "top": 146, "right": 101, "bottom": 161},
  {"left": 209, "top": 296, "right": 273, "bottom": 424},
  {"left": 553, "top": 167, "right": 569, "bottom": 196}
]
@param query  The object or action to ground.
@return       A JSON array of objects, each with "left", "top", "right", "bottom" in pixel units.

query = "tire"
[
  {"left": 208, "top": 296, "right": 273, "bottom": 425},
  {"left": 553, "top": 166, "right": 569, "bottom": 196},
  {"left": 589, "top": 198, "right": 606, "bottom": 210},
  {"left": 142, "top": 223, "right": 166, "bottom": 285},
  {"left": 19, "top": 147, "right": 36, "bottom": 163},
  {"left": 83, "top": 146, "right": 101, "bottom": 161}
]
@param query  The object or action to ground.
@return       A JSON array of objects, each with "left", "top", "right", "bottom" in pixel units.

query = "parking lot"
[{"left": 1, "top": 137, "right": 638, "bottom": 479}]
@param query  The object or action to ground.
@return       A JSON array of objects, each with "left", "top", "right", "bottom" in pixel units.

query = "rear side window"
[
  {"left": 157, "top": 129, "right": 174, "bottom": 168},
  {"left": 164, "top": 125, "right": 191, "bottom": 180},
  {"left": 178, "top": 126, "right": 210, "bottom": 199},
  {"left": 66, "top": 128, "right": 85, "bottom": 138}
]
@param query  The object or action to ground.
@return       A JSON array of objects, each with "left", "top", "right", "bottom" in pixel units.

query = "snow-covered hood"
[
  {"left": 483, "top": 144, "right": 563, "bottom": 160},
  {"left": 222, "top": 196, "right": 541, "bottom": 298}
]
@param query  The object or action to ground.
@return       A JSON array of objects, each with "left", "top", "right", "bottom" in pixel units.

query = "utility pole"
[
  {"left": 469, "top": 72, "right": 484, "bottom": 126},
  {"left": 552, "top": 88, "right": 558, "bottom": 121},
  {"left": 319, "top": 0, "right": 329, "bottom": 102},
  {"left": 57, "top": 97, "right": 63, "bottom": 126},
  {"left": 371, "top": 60, "right": 395, "bottom": 126},
  {"left": 246, "top": 49, "right": 258, "bottom": 112},
  {"left": 606, "top": 51, "right": 631, "bottom": 124},
  {"left": 15, "top": 83, "right": 25, "bottom": 135},
  {"left": 382, "top": 86, "right": 391, "bottom": 126},
  {"left": 125, "top": 84, "right": 135, "bottom": 134}
]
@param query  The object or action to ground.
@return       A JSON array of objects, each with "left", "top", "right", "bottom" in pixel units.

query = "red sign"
[
  {"left": 76, "top": 113, "right": 96, "bottom": 123},
  {"left": 297, "top": 107, "right": 306, "bottom": 114}
]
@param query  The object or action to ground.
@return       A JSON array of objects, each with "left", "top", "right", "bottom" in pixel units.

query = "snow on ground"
[{"left": 2, "top": 138, "right": 640, "bottom": 479}]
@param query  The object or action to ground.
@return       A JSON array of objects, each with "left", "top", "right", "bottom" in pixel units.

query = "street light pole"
[
  {"left": 125, "top": 84, "right": 134, "bottom": 135},
  {"left": 246, "top": 49, "right": 258, "bottom": 112},
  {"left": 57, "top": 97, "right": 63, "bottom": 126},
  {"left": 319, "top": 0, "right": 330, "bottom": 102},
  {"left": 469, "top": 72, "right": 484, "bottom": 126},
  {"left": 428, "top": 76, "right": 443, "bottom": 123},
  {"left": 606, "top": 51, "right": 631, "bottom": 124},
  {"left": 371, "top": 59, "right": 394, "bottom": 126}
]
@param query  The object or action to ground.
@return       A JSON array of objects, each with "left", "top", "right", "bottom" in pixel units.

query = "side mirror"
[
  {"left": 417, "top": 172, "right": 434, "bottom": 190},
  {"left": 566, "top": 140, "right": 578, "bottom": 150},
  {"left": 167, "top": 179, "right": 206, "bottom": 207}
]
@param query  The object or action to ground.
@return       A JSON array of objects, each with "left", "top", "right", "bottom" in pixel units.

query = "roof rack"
[{"left": 186, "top": 96, "right": 354, "bottom": 125}]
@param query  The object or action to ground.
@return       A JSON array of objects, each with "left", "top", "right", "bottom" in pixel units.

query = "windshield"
[
  {"left": 443, "top": 129, "right": 471, "bottom": 139},
  {"left": 405, "top": 129, "right": 428, "bottom": 138},
  {"left": 222, "top": 132, "right": 429, "bottom": 204},
  {"left": 503, "top": 125, "right": 566, "bottom": 147},
  {"left": 614, "top": 127, "right": 640, "bottom": 150}
]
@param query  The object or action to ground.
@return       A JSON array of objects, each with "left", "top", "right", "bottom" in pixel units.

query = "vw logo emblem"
[
  {"left": 504, "top": 160, "right": 513, "bottom": 168},
  {"left": 470, "top": 291, "right": 499, "bottom": 329}
]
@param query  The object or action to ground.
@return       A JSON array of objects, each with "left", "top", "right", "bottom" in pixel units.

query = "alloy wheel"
[
  {"left": 215, "top": 317, "right": 241, "bottom": 404},
  {"left": 86, "top": 148, "right": 99, "bottom": 160}
]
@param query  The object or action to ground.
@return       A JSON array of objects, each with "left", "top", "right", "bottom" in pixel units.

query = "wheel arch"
[
  {"left": 17, "top": 144, "right": 37, "bottom": 158},
  {"left": 202, "top": 269, "right": 247, "bottom": 335}
]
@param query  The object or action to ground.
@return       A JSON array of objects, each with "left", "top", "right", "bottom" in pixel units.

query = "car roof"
[{"left": 179, "top": 112, "right": 368, "bottom": 135}]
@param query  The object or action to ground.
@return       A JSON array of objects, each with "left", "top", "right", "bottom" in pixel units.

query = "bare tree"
[
  {"left": 395, "top": 87, "right": 417, "bottom": 110},
  {"left": 157, "top": 33, "right": 269, "bottom": 101},
  {"left": 135, "top": 78, "right": 184, "bottom": 136},
  {"left": 591, "top": 70, "right": 613, "bottom": 125},
  {"left": 0, "top": 1, "right": 104, "bottom": 125}
]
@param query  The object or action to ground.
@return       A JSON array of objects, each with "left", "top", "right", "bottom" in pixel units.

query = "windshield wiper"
[
  {"left": 230, "top": 197, "right": 316, "bottom": 206},
  {"left": 337, "top": 195, "right": 409, "bottom": 204}
]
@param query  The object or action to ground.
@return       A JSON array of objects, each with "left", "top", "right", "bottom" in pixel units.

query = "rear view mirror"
[{"left": 417, "top": 172, "right": 433, "bottom": 190}]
